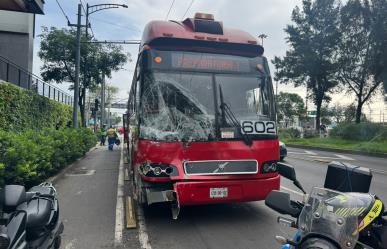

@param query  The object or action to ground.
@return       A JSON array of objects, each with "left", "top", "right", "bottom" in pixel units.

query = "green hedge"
[
  {"left": 331, "top": 123, "right": 387, "bottom": 141},
  {"left": 0, "top": 128, "right": 96, "bottom": 187},
  {"left": 279, "top": 128, "right": 301, "bottom": 140},
  {"left": 0, "top": 82, "right": 72, "bottom": 131}
]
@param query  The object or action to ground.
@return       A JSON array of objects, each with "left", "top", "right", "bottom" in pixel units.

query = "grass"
[{"left": 281, "top": 137, "right": 387, "bottom": 154}]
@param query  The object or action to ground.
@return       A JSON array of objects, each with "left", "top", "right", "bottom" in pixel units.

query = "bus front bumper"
[{"left": 173, "top": 175, "right": 280, "bottom": 206}]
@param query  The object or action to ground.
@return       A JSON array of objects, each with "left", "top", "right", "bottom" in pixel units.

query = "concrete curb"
[
  {"left": 287, "top": 144, "right": 387, "bottom": 159},
  {"left": 47, "top": 145, "right": 99, "bottom": 184}
]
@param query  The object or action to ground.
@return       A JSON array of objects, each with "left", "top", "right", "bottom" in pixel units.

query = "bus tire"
[{"left": 133, "top": 166, "right": 147, "bottom": 205}]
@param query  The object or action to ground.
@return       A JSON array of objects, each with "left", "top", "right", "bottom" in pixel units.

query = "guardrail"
[{"left": 0, "top": 55, "right": 73, "bottom": 105}]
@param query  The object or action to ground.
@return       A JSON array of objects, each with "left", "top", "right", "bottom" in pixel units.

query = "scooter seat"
[{"left": 23, "top": 198, "right": 52, "bottom": 228}]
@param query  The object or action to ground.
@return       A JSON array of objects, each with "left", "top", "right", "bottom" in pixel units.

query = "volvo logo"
[{"left": 213, "top": 162, "right": 230, "bottom": 173}]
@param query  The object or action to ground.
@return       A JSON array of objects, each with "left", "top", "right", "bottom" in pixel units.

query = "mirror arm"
[{"left": 294, "top": 180, "right": 306, "bottom": 194}]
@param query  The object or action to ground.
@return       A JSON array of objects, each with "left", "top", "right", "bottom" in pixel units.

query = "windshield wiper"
[{"left": 218, "top": 85, "right": 252, "bottom": 147}]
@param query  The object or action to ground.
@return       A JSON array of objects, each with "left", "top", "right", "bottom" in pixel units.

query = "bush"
[
  {"left": 0, "top": 128, "right": 96, "bottom": 187},
  {"left": 331, "top": 123, "right": 387, "bottom": 141},
  {"left": 279, "top": 128, "right": 301, "bottom": 139},
  {"left": 0, "top": 82, "right": 72, "bottom": 131}
]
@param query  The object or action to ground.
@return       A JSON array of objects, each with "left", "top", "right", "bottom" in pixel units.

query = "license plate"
[{"left": 210, "top": 187, "right": 228, "bottom": 198}]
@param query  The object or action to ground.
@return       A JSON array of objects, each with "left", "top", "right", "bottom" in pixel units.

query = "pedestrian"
[
  {"left": 100, "top": 125, "right": 107, "bottom": 146},
  {"left": 107, "top": 126, "right": 117, "bottom": 150}
]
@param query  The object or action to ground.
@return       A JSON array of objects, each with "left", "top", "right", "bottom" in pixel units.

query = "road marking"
[
  {"left": 126, "top": 197, "right": 137, "bottom": 228},
  {"left": 114, "top": 143, "right": 125, "bottom": 247},
  {"left": 334, "top": 154, "right": 355, "bottom": 160},
  {"left": 280, "top": 186, "right": 304, "bottom": 197},
  {"left": 137, "top": 203, "right": 152, "bottom": 249},
  {"left": 308, "top": 155, "right": 355, "bottom": 161},
  {"left": 288, "top": 150, "right": 317, "bottom": 155}
]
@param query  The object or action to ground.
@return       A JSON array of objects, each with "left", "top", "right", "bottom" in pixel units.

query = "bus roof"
[{"left": 141, "top": 13, "right": 264, "bottom": 56}]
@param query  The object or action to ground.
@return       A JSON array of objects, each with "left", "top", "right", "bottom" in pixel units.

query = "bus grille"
[{"left": 184, "top": 160, "right": 258, "bottom": 175}]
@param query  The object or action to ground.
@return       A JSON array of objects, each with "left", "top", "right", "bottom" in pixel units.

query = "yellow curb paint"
[{"left": 126, "top": 196, "right": 137, "bottom": 229}]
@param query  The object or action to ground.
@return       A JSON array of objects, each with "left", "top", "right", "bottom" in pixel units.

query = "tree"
[
  {"left": 329, "top": 103, "right": 345, "bottom": 124},
  {"left": 368, "top": 0, "right": 387, "bottom": 94},
  {"left": 276, "top": 92, "right": 306, "bottom": 127},
  {"left": 273, "top": 0, "right": 341, "bottom": 131},
  {"left": 38, "top": 27, "right": 128, "bottom": 126},
  {"left": 337, "top": 0, "right": 384, "bottom": 123}
]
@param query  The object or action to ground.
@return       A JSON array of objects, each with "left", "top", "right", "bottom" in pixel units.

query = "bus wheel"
[{"left": 133, "top": 167, "right": 146, "bottom": 205}]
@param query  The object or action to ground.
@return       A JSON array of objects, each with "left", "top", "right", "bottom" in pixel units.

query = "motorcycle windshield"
[{"left": 298, "top": 187, "right": 361, "bottom": 249}]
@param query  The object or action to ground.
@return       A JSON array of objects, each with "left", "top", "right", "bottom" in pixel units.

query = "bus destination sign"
[{"left": 171, "top": 53, "right": 251, "bottom": 73}]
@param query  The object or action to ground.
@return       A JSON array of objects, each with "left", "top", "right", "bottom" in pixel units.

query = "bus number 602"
[{"left": 240, "top": 121, "right": 276, "bottom": 135}]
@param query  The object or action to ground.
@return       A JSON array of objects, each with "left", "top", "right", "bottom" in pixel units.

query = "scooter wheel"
[{"left": 54, "top": 236, "right": 62, "bottom": 249}]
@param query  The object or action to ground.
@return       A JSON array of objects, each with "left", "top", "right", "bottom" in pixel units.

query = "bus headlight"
[
  {"left": 261, "top": 161, "right": 277, "bottom": 173},
  {"left": 139, "top": 162, "right": 179, "bottom": 177},
  {"left": 153, "top": 167, "right": 162, "bottom": 175}
]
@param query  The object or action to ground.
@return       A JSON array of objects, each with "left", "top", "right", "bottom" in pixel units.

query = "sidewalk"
[{"left": 52, "top": 145, "right": 122, "bottom": 249}]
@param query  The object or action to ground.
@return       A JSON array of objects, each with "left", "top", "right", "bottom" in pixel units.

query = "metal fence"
[{"left": 0, "top": 55, "right": 73, "bottom": 105}]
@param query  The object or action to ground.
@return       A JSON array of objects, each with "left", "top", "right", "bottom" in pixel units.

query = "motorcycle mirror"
[
  {"left": 277, "top": 162, "right": 306, "bottom": 194},
  {"left": 265, "top": 190, "right": 300, "bottom": 218},
  {"left": 277, "top": 162, "right": 297, "bottom": 182}
]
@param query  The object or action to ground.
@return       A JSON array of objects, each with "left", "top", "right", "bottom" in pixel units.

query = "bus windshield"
[{"left": 139, "top": 54, "right": 275, "bottom": 142}]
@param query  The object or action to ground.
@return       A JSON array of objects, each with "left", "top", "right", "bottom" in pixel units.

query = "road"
[
  {"left": 135, "top": 147, "right": 387, "bottom": 249},
  {"left": 53, "top": 145, "right": 387, "bottom": 249}
]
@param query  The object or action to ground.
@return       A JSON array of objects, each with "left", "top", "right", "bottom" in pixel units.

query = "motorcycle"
[
  {"left": 0, "top": 183, "right": 63, "bottom": 249},
  {"left": 266, "top": 162, "right": 387, "bottom": 249}
]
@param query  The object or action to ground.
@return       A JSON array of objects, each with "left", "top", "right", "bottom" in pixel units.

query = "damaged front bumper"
[{"left": 145, "top": 175, "right": 280, "bottom": 219}]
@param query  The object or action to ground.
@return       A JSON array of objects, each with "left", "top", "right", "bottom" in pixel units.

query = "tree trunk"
[
  {"left": 315, "top": 96, "right": 323, "bottom": 132},
  {"left": 355, "top": 98, "right": 363, "bottom": 123}
]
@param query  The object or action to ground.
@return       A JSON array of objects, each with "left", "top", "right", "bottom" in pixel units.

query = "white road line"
[
  {"left": 280, "top": 186, "right": 304, "bottom": 197},
  {"left": 288, "top": 150, "right": 317, "bottom": 155},
  {"left": 114, "top": 143, "right": 125, "bottom": 247},
  {"left": 308, "top": 155, "right": 355, "bottom": 161},
  {"left": 137, "top": 203, "right": 152, "bottom": 249},
  {"left": 334, "top": 154, "right": 355, "bottom": 161}
]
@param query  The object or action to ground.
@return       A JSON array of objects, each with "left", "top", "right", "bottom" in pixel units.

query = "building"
[{"left": 0, "top": 0, "right": 44, "bottom": 88}]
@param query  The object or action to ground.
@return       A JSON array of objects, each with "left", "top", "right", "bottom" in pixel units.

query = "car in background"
[{"left": 279, "top": 141, "right": 287, "bottom": 161}]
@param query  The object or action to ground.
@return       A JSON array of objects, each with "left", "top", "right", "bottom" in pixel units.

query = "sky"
[{"left": 32, "top": 0, "right": 386, "bottom": 121}]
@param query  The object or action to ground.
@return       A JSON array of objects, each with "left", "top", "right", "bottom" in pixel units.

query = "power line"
[
  {"left": 90, "top": 16, "right": 139, "bottom": 32},
  {"left": 182, "top": 0, "right": 195, "bottom": 19},
  {"left": 55, "top": 0, "right": 71, "bottom": 23},
  {"left": 165, "top": 0, "right": 175, "bottom": 20}
]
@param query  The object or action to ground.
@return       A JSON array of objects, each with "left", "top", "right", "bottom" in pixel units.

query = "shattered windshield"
[
  {"left": 216, "top": 75, "right": 273, "bottom": 123},
  {"left": 140, "top": 72, "right": 216, "bottom": 142}
]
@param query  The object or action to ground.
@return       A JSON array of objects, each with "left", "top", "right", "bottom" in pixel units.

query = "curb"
[
  {"left": 47, "top": 145, "right": 99, "bottom": 184},
  {"left": 287, "top": 144, "right": 387, "bottom": 159}
]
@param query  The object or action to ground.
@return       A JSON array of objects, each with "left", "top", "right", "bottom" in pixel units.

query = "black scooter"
[{"left": 0, "top": 183, "right": 63, "bottom": 249}]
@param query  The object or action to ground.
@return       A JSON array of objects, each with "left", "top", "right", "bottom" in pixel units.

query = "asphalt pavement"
[
  {"left": 53, "top": 145, "right": 387, "bottom": 249},
  {"left": 133, "top": 147, "right": 387, "bottom": 249},
  {"left": 53, "top": 145, "right": 126, "bottom": 249}
]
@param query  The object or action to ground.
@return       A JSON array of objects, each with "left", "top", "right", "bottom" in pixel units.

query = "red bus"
[{"left": 127, "top": 13, "right": 279, "bottom": 219}]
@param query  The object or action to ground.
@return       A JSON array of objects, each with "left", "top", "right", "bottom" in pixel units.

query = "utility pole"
[
  {"left": 101, "top": 73, "right": 106, "bottom": 127},
  {"left": 83, "top": 2, "right": 128, "bottom": 128},
  {"left": 68, "top": 4, "right": 86, "bottom": 128}
]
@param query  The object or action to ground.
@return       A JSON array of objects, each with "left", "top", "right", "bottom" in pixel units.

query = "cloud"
[{"left": 32, "top": 0, "right": 384, "bottom": 119}]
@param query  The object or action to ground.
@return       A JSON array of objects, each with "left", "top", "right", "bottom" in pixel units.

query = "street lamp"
[
  {"left": 86, "top": 3, "right": 128, "bottom": 38},
  {"left": 85, "top": 3, "right": 128, "bottom": 128}
]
